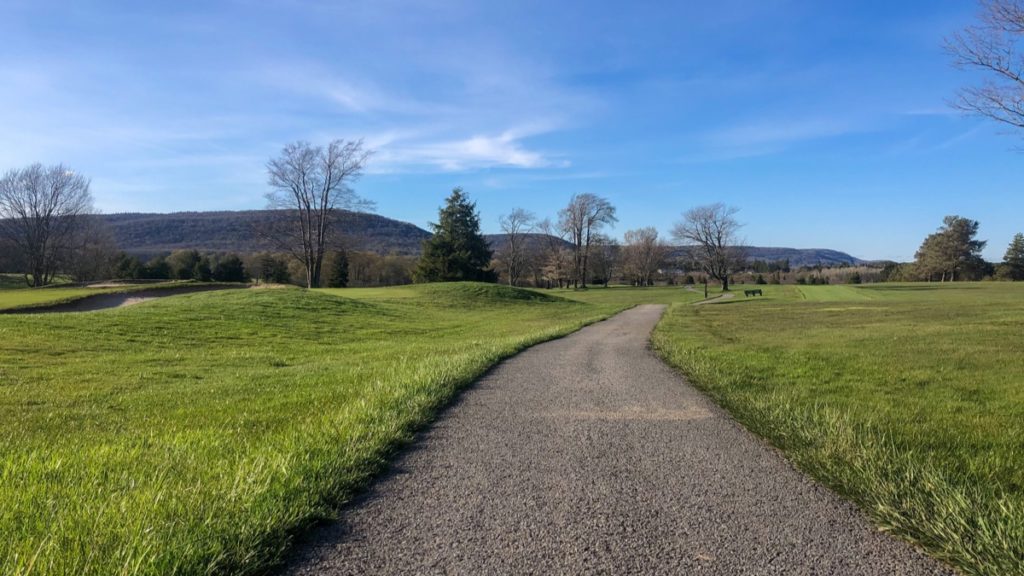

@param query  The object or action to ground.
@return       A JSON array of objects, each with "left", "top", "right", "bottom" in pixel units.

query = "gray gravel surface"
[{"left": 285, "top": 304, "right": 955, "bottom": 575}]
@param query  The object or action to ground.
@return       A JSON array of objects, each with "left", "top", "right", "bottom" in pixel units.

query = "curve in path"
[
  {"left": 693, "top": 291, "right": 737, "bottom": 305},
  {"left": 285, "top": 305, "right": 953, "bottom": 575}
]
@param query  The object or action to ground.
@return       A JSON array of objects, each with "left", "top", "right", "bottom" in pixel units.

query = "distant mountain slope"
[
  {"left": 741, "top": 246, "right": 863, "bottom": 267},
  {"left": 482, "top": 233, "right": 571, "bottom": 252},
  {"left": 98, "top": 211, "right": 430, "bottom": 256},
  {"left": 96, "top": 210, "right": 864, "bottom": 266},
  {"left": 666, "top": 246, "right": 862, "bottom": 268}
]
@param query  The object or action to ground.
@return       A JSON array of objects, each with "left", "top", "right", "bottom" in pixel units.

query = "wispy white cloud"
[
  {"left": 679, "top": 117, "right": 867, "bottom": 163},
  {"left": 887, "top": 125, "right": 986, "bottom": 156},
  {"left": 369, "top": 126, "right": 568, "bottom": 172},
  {"left": 902, "top": 106, "right": 960, "bottom": 118},
  {"left": 254, "top": 61, "right": 453, "bottom": 116},
  {"left": 706, "top": 118, "right": 858, "bottom": 148}
]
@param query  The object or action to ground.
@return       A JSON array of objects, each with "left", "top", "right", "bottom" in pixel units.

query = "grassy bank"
[
  {"left": 0, "top": 280, "right": 213, "bottom": 311},
  {"left": 652, "top": 283, "right": 1024, "bottom": 575},
  {"left": 0, "top": 283, "right": 697, "bottom": 575}
]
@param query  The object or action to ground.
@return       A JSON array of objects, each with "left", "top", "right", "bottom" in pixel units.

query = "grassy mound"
[{"left": 412, "top": 282, "right": 569, "bottom": 304}]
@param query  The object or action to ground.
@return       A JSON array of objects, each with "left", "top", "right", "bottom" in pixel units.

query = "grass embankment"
[
  {"left": 653, "top": 283, "right": 1024, "bottom": 576},
  {"left": 0, "top": 283, "right": 699, "bottom": 575},
  {"left": 0, "top": 280, "right": 214, "bottom": 312}
]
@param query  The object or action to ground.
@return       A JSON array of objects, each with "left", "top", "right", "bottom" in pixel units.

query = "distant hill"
[
  {"left": 667, "top": 246, "right": 862, "bottom": 268},
  {"left": 482, "top": 233, "right": 571, "bottom": 252},
  {"left": 96, "top": 210, "right": 864, "bottom": 266},
  {"left": 97, "top": 211, "right": 430, "bottom": 257},
  {"left": 739, "top": 246, "right": 863, "bottom": 267}
]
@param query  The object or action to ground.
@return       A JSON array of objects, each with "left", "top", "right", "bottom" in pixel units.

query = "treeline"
[
  {"left": 110, "top": 249, "right": 418, "bottom": 288},
  {"left": 890, "top": 218, "right": 1024, "bottom": 282},
  {"left": 4, "top": 160, "right": 1023, "bottom": 289}
]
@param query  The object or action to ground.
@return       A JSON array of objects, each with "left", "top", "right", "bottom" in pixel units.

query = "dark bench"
[{"left": 744, "top": 289, "right": 763, "bottom": 297}]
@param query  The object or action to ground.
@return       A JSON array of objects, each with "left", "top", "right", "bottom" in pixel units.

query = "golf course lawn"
[
  {"left": 653, "top": 282, "right": 1024, "bottom": 576},
  {"left": 0, "top": 284, "right": 698, "bottom": 575},
  {"left": 1, "top": 280, "right": 1021, "bottom": 575}
]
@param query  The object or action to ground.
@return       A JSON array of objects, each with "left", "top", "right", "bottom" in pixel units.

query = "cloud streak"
[{"left": 369, "top": 127, "right": 568, "bottom": 172}]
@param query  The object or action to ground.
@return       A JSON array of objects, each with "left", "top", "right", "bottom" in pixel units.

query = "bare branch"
[
  {"left": 261, "top": 139, "right": 372, "bottom": 288},
  {"left": 0, "top": 164, "right": 94, "bottom": 286},
  {"left": 946, "top": 0, "right": 1024, "bottom": 131},
  {"left": 557, "top": 193, "right": 617, "bottom": 288},
  {"left": 671, "top": 203, "right": 744, "bottom": 291},
  {"left": 497, "top": 208, "right": 536, "bottom": 286}
]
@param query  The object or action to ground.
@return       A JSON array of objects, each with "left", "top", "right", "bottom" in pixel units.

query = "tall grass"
[
  {"left": 652, "top": 283, "right": 1024, "bottom": 575},
  {"left": 0, "top": 284, "right": 639, "bottom": 575}
]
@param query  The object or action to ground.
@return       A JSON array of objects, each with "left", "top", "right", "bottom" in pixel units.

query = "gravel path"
[{"left": 285, "top": 305, "right": 954, "bottom": 575}]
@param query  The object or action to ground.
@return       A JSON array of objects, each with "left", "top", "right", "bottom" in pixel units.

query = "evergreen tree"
[
  {"left": 913, "top": 216, "right": 987, "bottom": 281},
  {"left": 1002, "top": 233, "right": 1024, "bottom": 280},
  {"left": 114, "top": 253, "right": 143, "bottom": 280},
  {"left": 326, "top": 250, "right": 349, "bottom": 288},
  {"left": 212, "top": 254, "right": 248, "bottom": 283},
  {"left": 193, "top": 256, "right": 212, "bottom": 282},
  {"left": 144, "top": 256, "right": 171, "bottom": 279},
  {"left": 167, "top": 249, "right": 202, "bottom": 280},
  {"left": 259, "top": 253, "right": 292, "bottom": 284},
  {"left": 415, "top": 188, "right": 497, "bottom": 283}
]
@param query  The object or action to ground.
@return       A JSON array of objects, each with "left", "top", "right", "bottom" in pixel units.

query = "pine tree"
[
  {"left": 326, "top": 250, "right": 349, "bottom": 288},
  {"left": 212, "top": 254, "right": 248, "bottom": 283},
  {"left": 913, "top": 216, "right": 987, "bottom": 281},
  {"left": 192, "top": 256, "right": 212, "bottom": 282},
  {"left": 1002, "top": 233, "right": 1024, "bottom": 280},
  {"left": 415, "top": 188, "right": 497, "bottom": 283}
]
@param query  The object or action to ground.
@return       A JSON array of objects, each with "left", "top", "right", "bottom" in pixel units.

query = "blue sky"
[{"left": 1, "top": 0, "right": 1020, "bottom": 261}]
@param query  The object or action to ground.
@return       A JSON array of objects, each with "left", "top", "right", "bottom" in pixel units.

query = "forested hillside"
[{"left": 93, "top": 210, "right": 864, "bottom": 266}]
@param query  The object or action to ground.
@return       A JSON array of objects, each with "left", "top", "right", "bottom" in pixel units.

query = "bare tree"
[
  {"left": 264, "top": 139, "right": 372, "bottom": 288},
  {"left": 621, "top": 227, "right": 668, "bottom": 287},
  {"left": 536, "top": 218, "right": 570, "bottom": 288},
  {"left": 946, "top": 0, "right": 1024, "bottom": 130},
  {"left": 558, "top": 193, "right": 617, "bottom": 288},
  {"left": 498, "top": 208, "right": 535, "bottom": 286},
  {"left": 0, "top": 163, "right": 94, "bottom": 287},
  {"left": 672, "top": 204, "right": 745, "bottom": 292},
  {"left": 65, "top": 216, "right": 120, "bottom": 282},
  {"left": 588, "top": 234, "right": 619, "bottom": 287}
]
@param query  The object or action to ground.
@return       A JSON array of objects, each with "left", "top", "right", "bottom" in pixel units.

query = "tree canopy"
[
  {"left": 415, "top": 188, "right": 496, "bottom": 283},
  {"left": 263, "top": 139, "right": 371, "bottom": 288},
  {"left": 558, "top": 193, "right": 617, "bottom": 288},
  {"left": 672, "top": 203, "right": 745, "bottom": 291},
  {"left": 1000, "top": 232, "right": 1024, "bottom": 280},
  {"left": 0, "top": 163, "right": 95, "bottom": 286},
  {"left": 914, "top": 216, "right": 987, "bottom": 281}
]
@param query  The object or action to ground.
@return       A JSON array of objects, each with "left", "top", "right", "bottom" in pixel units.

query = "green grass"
[
  {"left": 0, "top": 281, "right": 219, "bottom": 311},
  {"left": 549, "top": 284, "right": 705, "bottom": 306},
  {"left": 0, "top": 274, "right": 75, "bottom": 291},
  {"left": 1, "top": 283, "right": 696, "bottom": 576},
  {"left": 652, "top": 282, "right": 1024, "bottom": 575},
  {"left": 0, "top": 274, "right": 30, "bottom": 290},
  {"left": 6, "top": 279, "right": 1017, "bottom": 575}
]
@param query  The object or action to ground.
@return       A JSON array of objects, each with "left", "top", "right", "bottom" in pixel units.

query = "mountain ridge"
[{"left": 94, "top": 210, "right": 865, "bottom": 267}]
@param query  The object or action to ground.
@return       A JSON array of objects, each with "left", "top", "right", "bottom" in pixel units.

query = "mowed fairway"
[
  {"left": 653, "top": 283, "right": 1024, "bottom": 575},
  {"left": 0, "top": 284, "right": 699, "bottom": 575}
]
